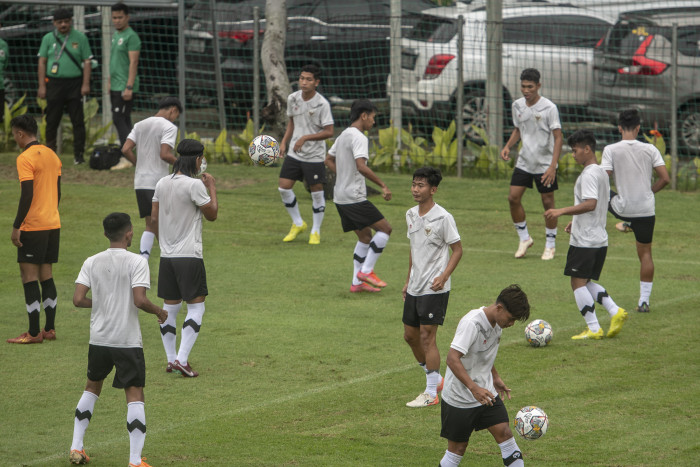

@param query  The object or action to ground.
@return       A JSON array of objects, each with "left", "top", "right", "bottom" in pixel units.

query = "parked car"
[
  {"left": 589, "top": 7, "right": 700, "bottom": 155},
  {"left": 184, "top": 0, "right": 435, "bottom": 123},
  {"left": 388, "top": 3, "right": 616, "bottom": 140}
]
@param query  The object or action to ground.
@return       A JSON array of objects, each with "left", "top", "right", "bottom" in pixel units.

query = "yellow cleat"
[
  {"left": 308, "top": 232, "right": 320, "bottom": 245},
  {"left": 607, "top": 308, "right": 628, "bottom": 338},
  {"left": 282, "top": 221, "right": 307, "bottom": 242},
  {"left": 571, "top": 328, "right": 604, "bottom": 340}
]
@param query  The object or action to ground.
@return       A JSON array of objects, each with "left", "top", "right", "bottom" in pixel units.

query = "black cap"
[
  {"left": 53, "top": 8, "right": 73, "bottom": 21},
  {"left": 177, "top": 139, "right": 204, "bottom": 157}
]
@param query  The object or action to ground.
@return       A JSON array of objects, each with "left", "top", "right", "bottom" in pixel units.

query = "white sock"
[
  {"left": 352, "top": 241, "right": 370, "bottom": 286},
  {"left": 498, "top": 437, "right": 524, "bottom": 467},
  {"left": 514, "top": 221, "right": 529, "bottom": 242},
  {"left": 545, "top": 227, "right": 557, "bottom": 249},
  {"left": 639, "top": 281, "right": 653, "bottom": 306},
  {"left": 176, "top": 302, "right": 205, "bottom": 365},
  {"left": 418, "top": 362, "right": 428, "bottom": 374},
  {"left": 574, "top": 286, "right": 600, "bottom": 332},
  {"left": 440, "top": 450, "right": 462, "bottom": 467},
  {"left": 426, "top": 370, "right": 441, "bottom": 397},
  {"left": 160, "top": 302, "right": 181, "bottom": 363},
  {"left": 71, "top": 391, "right": 98, "bottom": 451},
  {"left": 361, "top": 231, "right": 390, "bottom": 273},
  {"left": 310, "top": 191, "right": 325, "bottom": 235},
  {"left": 585, "top": 282, "right": 619, "bottom": 317},
  {"left": 127, "top": 401, "right": 146, "bottom": 466},
  {"left": 278, "top": 187, "right": 303, "bottom": 226},
  {"left": 139, "top": 231, "right": 155, "bottom": 259}
]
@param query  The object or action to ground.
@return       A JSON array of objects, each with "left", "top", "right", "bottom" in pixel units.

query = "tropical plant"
[{"left": 2, "top": 94, "right": 28, "bottom": 150}]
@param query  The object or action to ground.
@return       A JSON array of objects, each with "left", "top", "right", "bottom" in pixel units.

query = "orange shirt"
[{"left": 17, "top": 143, "right": 62, "bottom": 231}]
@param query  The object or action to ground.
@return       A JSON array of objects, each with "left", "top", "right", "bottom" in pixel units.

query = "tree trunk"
[{"left": 260, "top": 0, "right": 290, "bottom": 141}]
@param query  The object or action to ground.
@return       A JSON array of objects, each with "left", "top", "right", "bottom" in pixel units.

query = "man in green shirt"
[
  {"left": 110, "top": 2, "right": 141, "bottom": 147},
  {"left": 37, "top": 8, "right": 93, "bottom": 165}
]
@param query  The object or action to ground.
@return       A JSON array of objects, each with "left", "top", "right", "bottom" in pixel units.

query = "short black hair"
[
  {"left": 412, "top": 166, "right": 443, "bottom": 188},
  {"left": 618, "top": 109, "right": 641, "bottom": 131},
  {"left": 496, "top": 284, "right": 530, "bottom": 322},
  {"left": 349, "top": 99, "right": 377, "bottom": 124},
  {"left": 520, "top": 68, "right": 540, "bottom": 84},
  {"left": 301, "top": 64, "right": 321, "bottom": 80},
  {"left": 173, "top": 139, "right": 203, "bottom": 177},
  {"left": 10, "top": 115, "right": 38, "bottom": 136},
  {"left": 53, "top": 8, "right": 72, "bottom": 21},
  {"left": 103, "top": 212, "right": 132, "bottom": 242},
  {"left": 158, "top": 96, "right": 183, "bottom": 113},
  {"left": 567, "top": 130, "right": 597, "bottom": 152},
  {"left": 111, "top": 2, "right": 129, "bottom": 14}
]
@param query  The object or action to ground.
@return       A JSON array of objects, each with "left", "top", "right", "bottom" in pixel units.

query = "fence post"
[
  {"left": 486, "top": 0, "right": 503, "bottom": 149},
  {"left": 390, "top": 0, "right": 402, "bottom": 169},
  {"left": 253, "top": 6, "right": 260, "bottom": 137},
  {"left": 456, "top": 15, "right": 464, "bottom": 178},
  {"left": 100, "top": 6, "right": 111, "bottom": 139},
  {"left": 178, "top": 0, "right": 186, "bottom": 138},
  {"left": 210, "top": 0, "right": 226, "bottom": 132},
  {"left": 670, "top": 23, "right": 678, "bottom": 190}
]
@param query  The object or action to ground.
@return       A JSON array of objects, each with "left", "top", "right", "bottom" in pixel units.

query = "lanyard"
[{"left": 53, "top": 31, "right": 70, "bottom": 61}]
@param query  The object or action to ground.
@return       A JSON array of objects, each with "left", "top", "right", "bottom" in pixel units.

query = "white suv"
[{"left": 389, "top": 4, "right": 615, "bottom": 140}]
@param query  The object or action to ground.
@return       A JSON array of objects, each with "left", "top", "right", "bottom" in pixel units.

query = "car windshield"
[{"left": 407, "top": 15, "right": 458, "bottom": 42}]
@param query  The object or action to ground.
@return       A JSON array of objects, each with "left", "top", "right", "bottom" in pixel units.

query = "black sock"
[
  {"left": 23, "top": 281, "right": 41, "bottom": 337},
  {"left": 40, "top": 278, "right": 57, "bottom": 331}
]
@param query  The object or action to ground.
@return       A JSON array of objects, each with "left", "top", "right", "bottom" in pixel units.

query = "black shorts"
[
  {"left": 335, "top": 201, "right": 385, "bottom": 232},
  {"left": 403, "top": 292, "right": 449, "bottom": 327},
  {"left": 158, "top": 257, "right": 208, "bottom": 301},
  {"left": 564, "top": 245, "right": 607, "bottom": 280},
  {"left": 17, "top": 229, "right": 60, "bottom": 264},
  {"left": 510, "top": 167, "right": 558, "bottom": 193},
  {"left": 441, "top": 397, "right": 509, "bottom": 443},
  {"left": 279, "top": 156, "right": 326, "bottom": 185},
  {"left": 135, "top": 189, "right": 155, "bottom": 218},
  {"left": 608, "top": 192, "right": 656, "bottom": 244},
  {"left": 86, "top": 344, "right": 146, "bottom": 389}
]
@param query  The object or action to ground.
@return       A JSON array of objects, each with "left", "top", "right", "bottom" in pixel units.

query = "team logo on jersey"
[
  {"left": 535, "top": 113, "right": 541, "bottom": 121},
  {"left": 71, "top": 42, "right": 79, "bottom": 49},
  {"left": 0, "top": 50, "right": 5, "bottom": 58},
  {"left": 118, "top": 38, "right": 124, "bottom": 45},
  {"left": 425, "top": 227, "right": 431, "bottom": 236}
]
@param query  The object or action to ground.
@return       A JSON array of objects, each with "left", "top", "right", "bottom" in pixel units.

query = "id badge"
[{"left": 51, "top": 62, "right": 59, "bottom": 74}]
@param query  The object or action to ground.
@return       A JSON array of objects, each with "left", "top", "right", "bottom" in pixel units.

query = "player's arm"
[
  {"left": 500, "top": 127, "right": 521, "bottom": 161},
  {"left": 73, "top": 284, "right": 92, "bottom": 308},
  {"left": 132, "top": 286, "right": 167, "bottom": 324},
  {"left": 122, "top": 50, "right": 139, "bottom": 101},
  {"left": 122, "top": 138, "right": 137, "bottom": 164},
  {"left": 325, "top": 153, "right": 336, "bottom": 173},
  {"left": 491, "top": 365, "right": 511, "bottom": 401},
  {"left": 199, "top": 173, "right": 218, "bottom": 221},
  {"left": 37, "top": 57, "right": 47, "bottom": 98},
  {"left": 402, "top": 250, "right": 413, "bottom": 301},
  {"left": 541, "top": 128, "right": 563, "bottom": 186},
  {"left": 446, "top": 347, "right": 496, "bottom": 406},
  {"left": 356, "top": 157, "right": 391, "bottom": 201},
  {"left": 57, "top": 175, "right": 61, "bottom": 205},
  {"left": 652, "top": 165, "right": 670, "bottom": 193},
  {"left": 151, "top": 201, "right": 159, "bottom": 237},
  {"left": 430, "top": 240, "right": 463, "bottom": 292},
  {"left": 11, "top": 180, "right": 34, "bottom": 247},
  {"left": 159, "top": 143, "right": 176, "bottom": 165},
  {"left": 293, "top": 124, "right": 334, "bottom": 152},
  {"left": 544, "top": 198, "right": 596, "bottom": 220},
  {"left": 81, "top": 58, "right": 91, "bottom": 96},
  {"left": 279, "top": 118, "right": 294, "bottom": 156}
]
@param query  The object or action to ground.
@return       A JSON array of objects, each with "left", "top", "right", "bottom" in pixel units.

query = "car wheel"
[
  {"left": 462, "top": 86, "right": 488, "bottom": 142},
  {"left": 679, "top": 102, "right": 700, "bottom": 156}
]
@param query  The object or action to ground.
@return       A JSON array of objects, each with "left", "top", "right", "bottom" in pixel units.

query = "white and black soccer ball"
[
  {"left": 524, "top": 319, "right": 553, "bottom": 347},
  {"left": 248, "top": 134, "right": 280, "bottom": 166},
  {"left": 514, "top": 406, "right": 549, "bottom": 440}
]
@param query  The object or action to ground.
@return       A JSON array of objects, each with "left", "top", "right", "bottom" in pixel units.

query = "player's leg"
[
  {"left": 66, "top": 92, "right": 86, "bottom": 164},
  {"left": 439, "top": 400, "right": 472, "bottom": 465},
  {"left": 136, "top": 190, "right": 156, "bottom": 260},
  {"left": 279, "top": 158, "right": 306, "bottom": 241},
  {"left": 487, "top": 422, "right": 524, "bottom": 467},
  {"left": 15, "top": 261, "right": 42, "bottom": 341},
  {"left": 70, "top": 379, "right": 102, "bottom": 465},
  {"left": 636, "top": 241, "right": 654, "bottom": 311},
  {"left": 565, "top": 246, "right": 603, "bottom": 339},
  {"left": 507, "top": 173, "right": 533, "bottom": 258},
  {"left": 125, "top": 386, "right": 147, "bottom": 467},
  {"left": 420, "top": 323, "right": 442, "bottom": 398},
  {"left": 349, "top": 227, "right": 377, "bottom": 292},
  {"left": 539, "top": 190, "right": 557, "bottom": 260},
  {"left": 357, "top": 217, "right": 391, "bottom": 286},
  {"left": 157, "top": 258, "right": 181, "bottom": 371},
  {"left": 441, "top": 440, "right": 468, "bottom": 466},
  {"left": 174, "top": 258, "right": 208, "bottom": 377},
  {"left": 39, "top": 263, "right": 58, "bottom": 339},
  {"left": 570, "top": 276, "right": 603, "bottom": 339},
  {"left": 403, "top": 297, "right": 430, "bottom": 402},
  {"left": 110, "top": 90, "right": 130, "bottom": 147},
  {"left": 304, "top": 161, "right": 327, "bottom": 244},
  {"left": 44, "top": 82, "right": 64, "bottom": 152}
]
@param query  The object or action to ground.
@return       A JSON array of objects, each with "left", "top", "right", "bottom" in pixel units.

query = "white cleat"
[
  {"left": 406, "top": 392, "right": 439, "bottom": 408},
  {"left": 514, "top": 238, "right": 534, "bottom": 258},
  {"left": 541, "top": 247, "right": 555, "bottom": 260}
]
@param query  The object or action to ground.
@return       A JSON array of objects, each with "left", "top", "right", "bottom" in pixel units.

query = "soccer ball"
[
  {"left": 514, "top": 406, "right": 549, "bottom": 440},
  {"left": 248, "top": 134, "right": 280, "bottom": 166},
  {"left": 525, "top": 319, "right": 553, "bottom": 347}
]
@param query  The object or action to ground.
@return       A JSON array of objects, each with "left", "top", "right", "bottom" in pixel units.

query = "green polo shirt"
[
  {"left": 38, "top": 28, "right": 92, "bottom": 79},
  {"left": 110, "top": 26, "right": 141, "bottom": 92},
  {"left": 0, "top": 38, "right": 8, "bottom": 90}
]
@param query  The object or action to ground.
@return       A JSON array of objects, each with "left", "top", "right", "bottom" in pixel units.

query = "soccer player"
[
  {"left": 600, "top": 109, "right": 670, "bottom": 313},
  {"left": 121, "top": 96, "right": 181, "bottom": 260},
  {"left": 7, "top": 115, "right": 62, "bottom": 344},
  {"left": 109, "top": 2, "right": 141, "bottom": 147},
  {"left": 439, "top": 285, "right": 530, "bottom": 467},
  {"left": 278, "top": 64, "right": 334, "bottom": 244},
  {"left": 152, "top": 139, "right": 218, "bottom": 377},
  {"left": 325, "top": 99, "right": 392, "bottom": 292},
  {"left": 500, "top": 68, "right": 563, "bottom": 260},
  {"left": 544, "top": 131, "right": 628, "bottom": 340},
  {"left": 70, "top": 212, "right": 167, "bottom": 467},
  {"left": 403, "top": 166, "right": 462, "bottom": 407}
]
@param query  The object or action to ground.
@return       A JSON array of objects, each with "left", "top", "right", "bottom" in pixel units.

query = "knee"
[
  {"left": 507, "top": 194, "right": 521, "bottom": 206},
  {"left": 403, "top": 330, "right": 419, "bottom": 347},
  {"left": 383, "top": 225, "right": 393, "bottom": 236}
]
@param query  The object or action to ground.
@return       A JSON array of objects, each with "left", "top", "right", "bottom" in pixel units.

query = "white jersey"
[
  {"left": 127, "top": 116, "right": 177, "bottom": 190},
  {"left": 406, "top": 203, "right": 460, "bottom": 296},
  {"left": 600, "top": 140, "right": 665, "bottom": 217},
  {"left": 75, "top": 248, "right": 150, "bottom": 348},
  {"left": 152, "top": 174, "right": 211, "bottom": 258},
  {"left": 570, "top": 164, "right": 609, "bottom": 248},
  {"left": 329, "top": 127, "right": 369, "bottom": 204},
  {"left": 285, "top": 90, "right": 334, "bottom": 163},
  {"left": 442, "top": 307, "right": 502, "bottom": 409},
  {"left": 512, "top": 96, "right": 561, "bottom": 174}
]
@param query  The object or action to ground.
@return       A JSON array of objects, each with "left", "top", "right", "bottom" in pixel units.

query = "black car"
[{"left": 184, "top": 0, "right": 435, "bottom": 123}]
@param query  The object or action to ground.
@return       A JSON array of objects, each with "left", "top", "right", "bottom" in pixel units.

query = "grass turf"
[{"left": 0, "top": 154, "right": 698, "bottom": 466}]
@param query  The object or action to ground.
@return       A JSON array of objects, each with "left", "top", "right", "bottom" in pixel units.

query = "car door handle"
[
  {"left": 311, "top": 35, "right": 327, "bottom": 41},
  {"left": 570, "top": 59, "right": 587, "bottom": 65}
]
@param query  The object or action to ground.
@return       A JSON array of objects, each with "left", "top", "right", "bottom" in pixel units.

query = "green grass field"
[{"left": 0, "top": 154, "right": 698, "bottom": 466}]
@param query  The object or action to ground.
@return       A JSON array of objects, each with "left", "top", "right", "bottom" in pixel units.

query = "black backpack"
[{"left": 89, "top": 144, "right": 122, "bottom": 170}]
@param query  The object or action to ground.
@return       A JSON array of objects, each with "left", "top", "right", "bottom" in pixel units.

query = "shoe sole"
[{"left": 357, "top": 274, "right": 384, "bottom": 288}]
